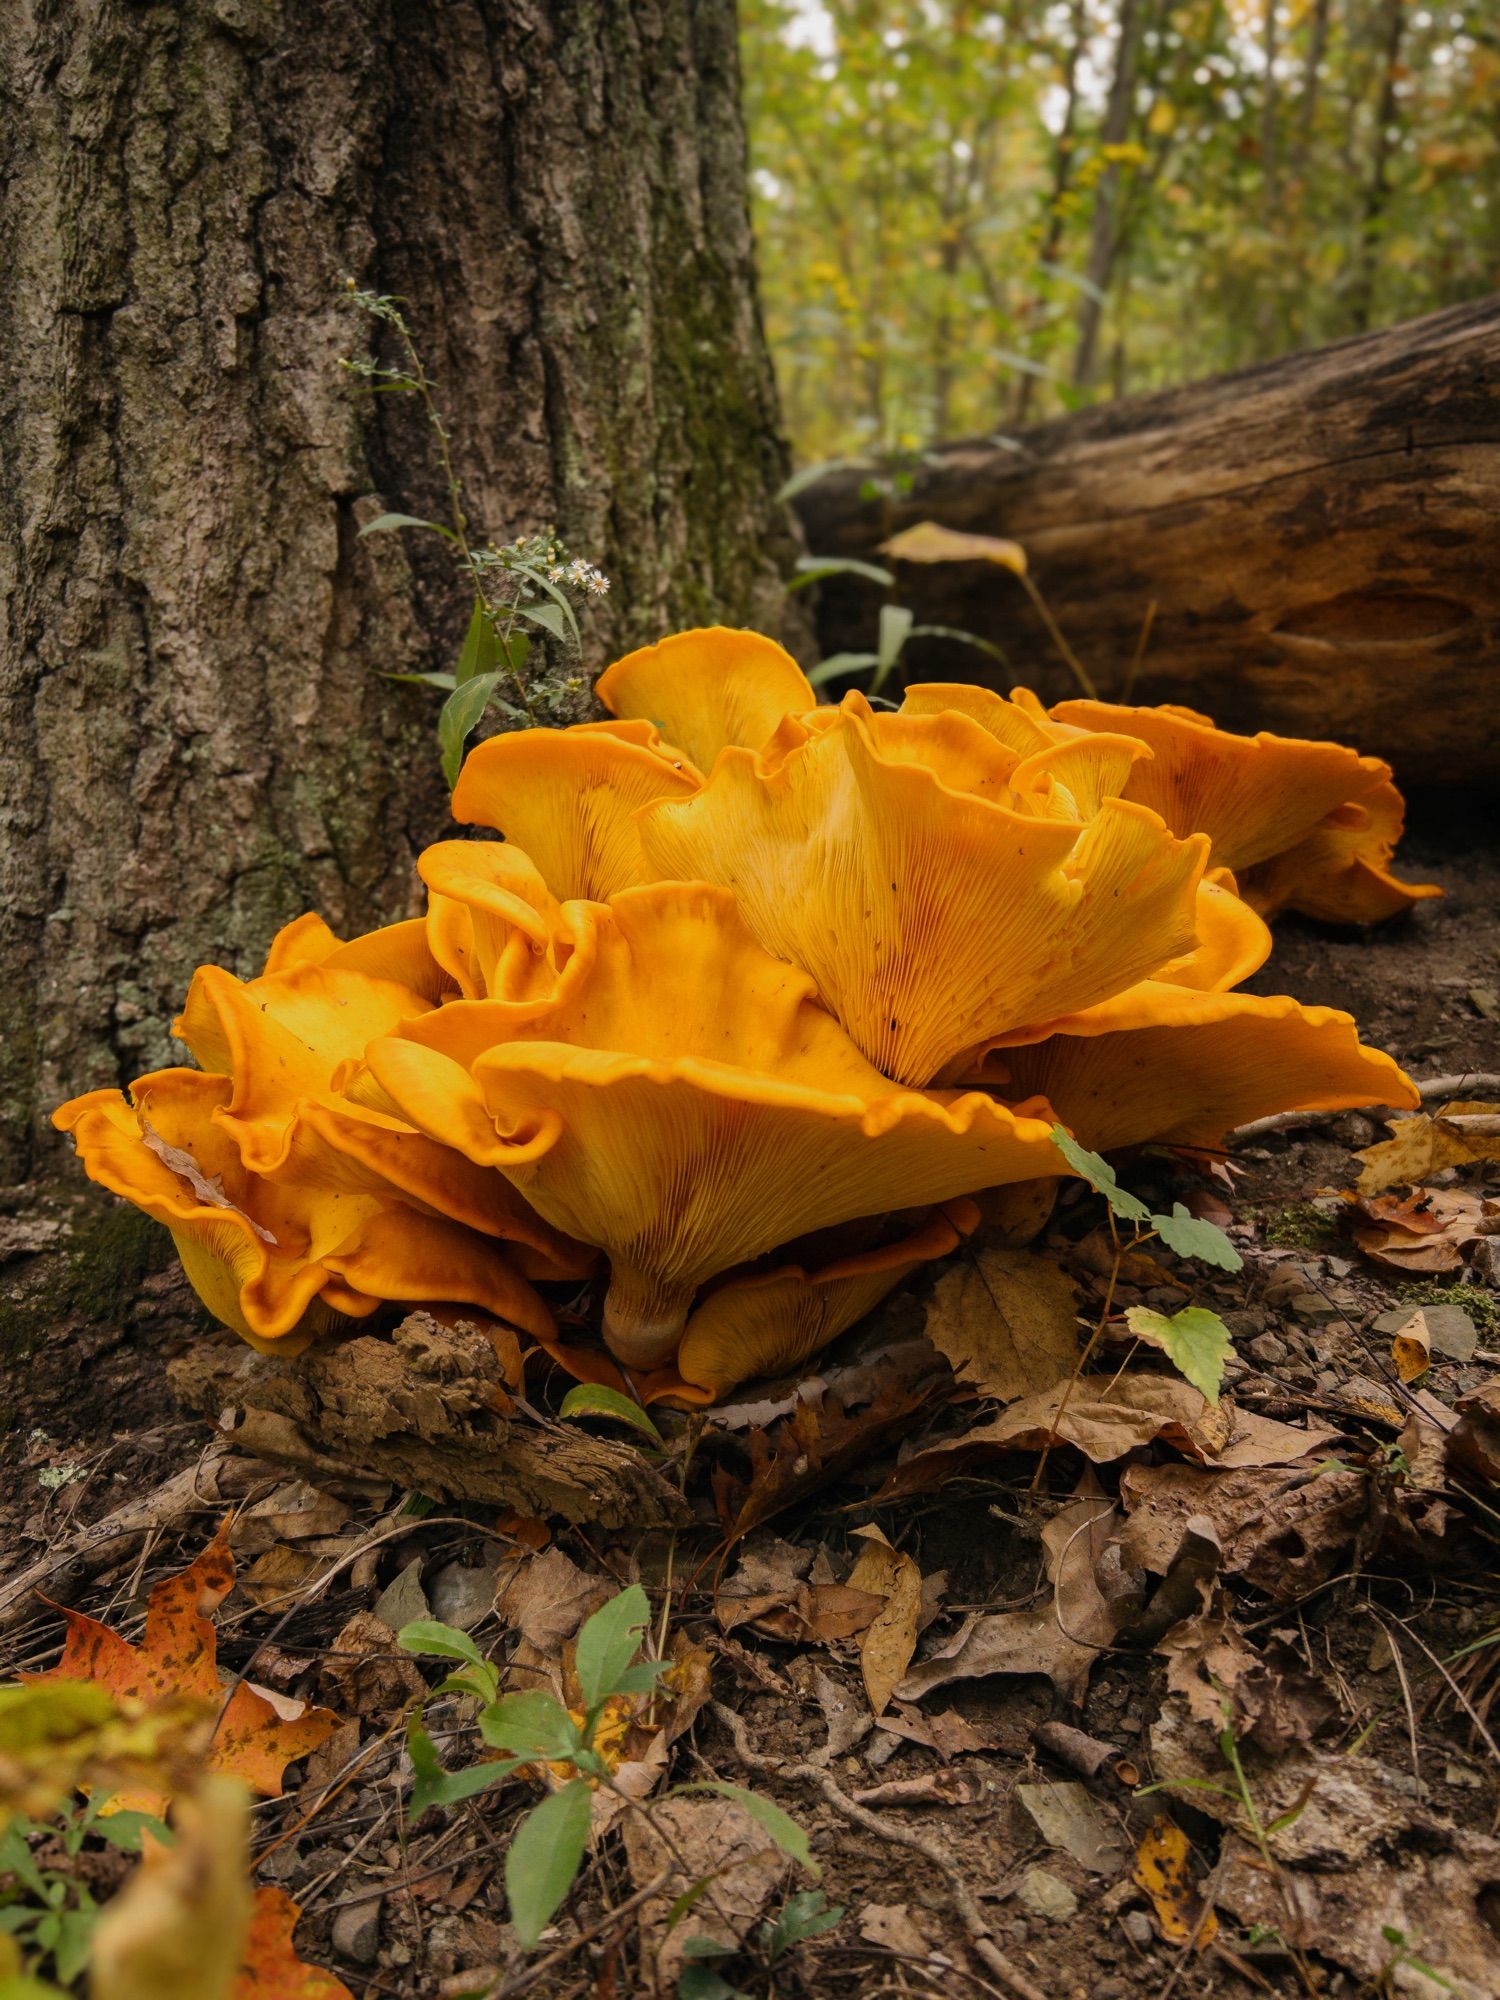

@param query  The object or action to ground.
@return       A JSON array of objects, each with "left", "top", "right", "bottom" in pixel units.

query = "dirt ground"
[{"left": 2, "top": 811, "right": 1498, "bottom": 2000}]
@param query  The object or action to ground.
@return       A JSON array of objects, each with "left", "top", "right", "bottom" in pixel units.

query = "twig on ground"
[
  {"left": 1232, "top": 1072, "right": 1500, "bottom": 1143},
  {"left": 709, "top": 1700, "right": 1048, "bottom": 2000},
  {"left": 487, "top": 1867, "right": 671, "bottom": 1999}
]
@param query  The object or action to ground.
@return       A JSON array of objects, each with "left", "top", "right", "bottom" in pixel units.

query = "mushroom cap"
[
  {"left": 367, "top": 883, "right": 1065, "bottom": 1370},
  {"left": 174, "top": 954, "right": 590, "bottom": 1279},
  {"left": 675, "top": 1208, "right": 967, "bottom": 1398},
  {"left": 595, "top": 627, "right": 815, "bottom": 772},
  {"left": 52, "top": 1070, "right": 559, "bottom": 1348},
  {"left": 972, "top": 983, "right": 1418, "bottom": 1153},
  {"left": 1050, "top": 697, "right": 1395, "bottom": 874},
  {"left": 1239, "top": 782, "right": 1441, "bottom": 924},
  {"left": 261, "top": 910, "right": 457, "bottom": 1004},
  {"left": 1152, "top": 868, "right": 1273, "bottom": 991},
  {"left": 637, "top": 690, "right": 1207, "bottom": 1086},
  {"left": 417, "top": 840, "right": 570, "bottom": 1001},
  {"left": 451, "top": 722, "right": 700, "bottom": 902}
]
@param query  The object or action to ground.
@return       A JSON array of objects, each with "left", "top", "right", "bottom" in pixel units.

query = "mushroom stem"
[{"left": 601, "top": 1267, "right": 693, "bottom": 1370}]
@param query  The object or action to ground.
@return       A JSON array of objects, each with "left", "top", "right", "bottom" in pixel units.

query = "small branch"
[
  {"left": 709, "top": 1701, "right": 1048, "bottom": 2000},
  {"left": 1232, "top": 1073, "right": 1500, "bottom": 1143}
]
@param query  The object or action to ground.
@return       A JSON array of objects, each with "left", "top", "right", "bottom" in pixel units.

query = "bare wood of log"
[
  {"left": 165, "top": 1315, "right": 690, "bottom": 1531},
  {"left": 793, "top": 296, "right": 1500, "bottom": 786}
]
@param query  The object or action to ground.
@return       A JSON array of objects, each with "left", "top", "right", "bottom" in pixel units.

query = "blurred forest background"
[{"left": 741, "top": 0, "right": 1500, "bottom": 462}]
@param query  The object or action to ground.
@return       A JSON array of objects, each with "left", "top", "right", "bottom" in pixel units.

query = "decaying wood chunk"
[{"left": 167, "top": 1315, "right": 689, "bottom": 1529}]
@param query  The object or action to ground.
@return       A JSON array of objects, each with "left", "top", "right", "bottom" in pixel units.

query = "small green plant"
[
  {"left": 1026, "top": 1126, "right": 1238, "bottom": 1494},
  {"left": 399, "top": 1586, "right": 813, "bottom": 1953},
  {"left": 675, "top": 1889, "right": 844, "bottom": 1999},
  {"left": 0, "top": 1801, "right": 168, "bottom": 1990},
  {"left": 340, "top": 285, "right": 610, "bottom": 783},
  {"left": 788, "top": 553, "right": 1007, "bottom": 701},
  {"left": 1050, "top": 1123, "right": 1241, "bottom": 1402}
]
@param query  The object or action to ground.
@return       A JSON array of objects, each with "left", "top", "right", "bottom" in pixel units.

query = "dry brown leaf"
[
  {"left": 922, "top": 1245, "right": 1081, "bottom": 1404},
  {"left": 1119, "top": 1457, "right": 1365, "bottom": 1602},
  {"left": 858, "top": 1903, "right": 936, "bottom": 1958},
  {"left": 1133, "top": 1818, "right": 1218, "bottom": 1949},
  {"left": 1355, "top": 1101, "right": 1500, "bottom": 1193},
  {"left": 1392, "top": 1309, "right": 1434, "bottom": 1382},
  {"left": 879, "top": 519, "right": 1027, "bottom": 574},
  {"left": 878, "top": 1703, "right": 1007, "bottom": 1760},
  {"left": 718, "top": 1539, "right": 884, "bottom": 1644},
  {"left": 1015, "top": 1779, "right": 1125, "bottom": 1873},
  {"left": 1201, "top": 1406, "right": 1340, "bottom": 1468},
  {"left": 622, "top": 1795, "right": 788, "bottom": 1995},
  {"left": 494, "top": 1546, "right": 611, "bottom": 1655},
  {"left": 320, "top": 1611, "right": 426, "bottom": 1716},
  {"left": 846, "top": 1527, "right": 923, "bottom": 1717},
  {"left": 853, "top": 1767, "right": 985, "bottom": 1807},
  {"left": 1448, "top": 1380, "right": 1500, "bottom": 1487},
  {"left": 1157, "top": 1597, "right": 1336, "bottom": 1751},
  {"left": 898, "top": 1484, "right": 1118, "bottom": 1705},
  {"left": 1352, "top": 1187, "right": 1494, "bottom": 1275}
]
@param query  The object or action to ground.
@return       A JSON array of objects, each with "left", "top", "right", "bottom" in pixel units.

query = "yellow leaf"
[
  {"left": 878, "top": 520, "right": 1027, "bottom": 575},
  {"left": 922, "top": 1246, "right": 1080, "bottom": 1403},
  {"left": 1392, "top": 1309, "right": 1433, "bottom": 1383},
  {"left": 846, "top": 1528, "right": 923, "bottom": 1718},
  {"left": 1133, "top": 1817, "right": 1218, "bottom": 1947}
]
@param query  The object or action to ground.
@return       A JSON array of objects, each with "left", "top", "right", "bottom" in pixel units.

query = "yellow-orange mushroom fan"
[{"left": 369, "top": 883, "right": 1067, "bottom": 1374}]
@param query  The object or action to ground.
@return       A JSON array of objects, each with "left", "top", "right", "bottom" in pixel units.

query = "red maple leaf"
[
  {"left": 236, "top": 1887, "right": 354, "bottom": 2000},
  {"left": 28, "top": 1519, "right": 336, "bottom": 1812}
]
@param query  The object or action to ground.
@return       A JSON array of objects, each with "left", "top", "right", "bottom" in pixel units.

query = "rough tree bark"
[
  {"left": 796, "top": 295, "right": 1499, "bottom": 788},
  {"left": 0, "top": 0, "right": 797, "bottom": 1382}
]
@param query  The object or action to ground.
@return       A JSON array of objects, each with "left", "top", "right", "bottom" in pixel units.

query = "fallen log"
[{"left": 793, "top": 296, "right": 1500, "bottom": 788}]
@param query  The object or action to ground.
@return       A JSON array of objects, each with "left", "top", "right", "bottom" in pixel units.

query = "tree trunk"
[
  {"left": 794, "top": 295, "right": 1500, "bottom": 789},
  {"left": 0, "top": 0, "right": 796, "bottom": 1385}
]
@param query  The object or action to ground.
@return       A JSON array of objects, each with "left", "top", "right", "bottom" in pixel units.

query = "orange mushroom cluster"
[{"left": 55, "top": 627, "right": 1427, "bottom": 1403}]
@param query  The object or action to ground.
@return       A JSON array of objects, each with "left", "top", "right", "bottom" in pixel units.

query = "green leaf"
[
  {"left": 358, "top": 511, "right": 455, "bottom": 540},
  {"left": 525, "top": 567, "right": 582, "bottom": 649},
  {"left": 786, "top": 555, "right": 894, "bottom": 591},
  {"left": 908, "top": 623, "right": 1010, "bottom": 666},
  {"left": 505, "top": 1779, "right": 593, "bottom": 1949},
  {"left": 558, "top": 1382, "right": 662, "bottom": 1443},
  {"left": 516, "top": 600, "right": 569, "bottom": 643},
  {"left": 775, "top": 456, "right": 874, "bottom": 503},
  {"left": 384, "top": 670, "right": 458, "bottom": 690},
  {"left": 405, "top": 1716, "right": 520, "bottom": 1818},
  {"left": 686, "top": 1782, "right": 818, "bottom": 1878},
  {"left": 398, "top": 1620, "right": 489, "bottom": 1671},
  {"left": 680, "top": 1936, "right": 736, "bottom": 1961},
  {"left": 574, "top": 1584, "right": 653, "bottom": 1712},
  {"left": 871, "top": 602, "right": 914, "bottom": 693},
  {"left": 478, "top": 1690, "right": 580, "bottom": 1761},
  {"left": 1124, "top": 1305, "right": 1233, "bottom": 1403},
  {"left": 675, "top": 1966, "right": 741, "bottom": 2000},
  {"left": 665, "top": 1877, "right": 720, "bottom": 1935},
  {"left": 438, "top": 672, "right": 506, "bottom": 787},
  {"left": 89, "top": 1809, "right": 170, "bottom": 1855},
  {"left": 1049, "top": 1124, "right": 1150, "bottom": 1223},
  {"left": 765, "top": 1889, "right": 843, "bottom": 1959},
  {"left": 806, "top": 650, "right": 879, "bottom": 688},
  {"left": 54, "top": 1906, "right": 96, "bottom": 1987},
  {"left": 1152, "top": 1202, "right": 1243, "bottom": 1272},
  {"left": 455, "top": 596, "right": 501, "bottom": 685}
]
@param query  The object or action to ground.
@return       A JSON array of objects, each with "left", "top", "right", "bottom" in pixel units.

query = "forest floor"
[{"left": 2, "top": 814, "right": 1499, "bottom": 2000}]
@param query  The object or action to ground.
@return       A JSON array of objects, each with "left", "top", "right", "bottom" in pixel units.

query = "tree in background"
[
  {"left": 0, "top": 1, "right": 796, "bottom": 1365},
  {"left": 743, "top": 0, "right": 1500, "bottom": 461}
]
